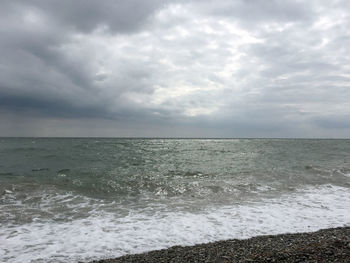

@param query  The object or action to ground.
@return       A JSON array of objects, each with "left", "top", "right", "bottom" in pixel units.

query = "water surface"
[{"left": 1, "top": 138, "right": 350, "bottom": 262}]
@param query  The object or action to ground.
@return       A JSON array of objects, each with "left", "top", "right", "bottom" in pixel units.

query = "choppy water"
[{"left": 1, "top": 138, "right": 350, "bottom": 262}]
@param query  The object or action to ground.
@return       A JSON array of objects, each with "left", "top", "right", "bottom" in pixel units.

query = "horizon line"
[{"left": 0, "top": 136, "right": 349, "bottom": 140}]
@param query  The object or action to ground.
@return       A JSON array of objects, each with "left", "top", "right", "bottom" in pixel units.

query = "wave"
[{"left": 1, "top": 184, "right": 349, "bottom": 263}]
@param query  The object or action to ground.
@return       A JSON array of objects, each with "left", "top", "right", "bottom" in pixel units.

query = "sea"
[{"left": 1, "top": 138, "right": 350, "bottom": 262}]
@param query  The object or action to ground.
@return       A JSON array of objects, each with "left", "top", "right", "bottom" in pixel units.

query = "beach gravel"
[{"left": 88, "top": 227, "right": 350, "bottom": 263}]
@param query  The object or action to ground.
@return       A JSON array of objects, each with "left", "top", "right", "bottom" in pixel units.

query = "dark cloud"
[
  {"left": 3, "top": 0, "right": 167, "bottom": 33},
  {"left": 0, "top": 0, "right": 350, "bottom": 137},
  {"left": 0, "top": 94, "right": 110, "bottom": 119}
]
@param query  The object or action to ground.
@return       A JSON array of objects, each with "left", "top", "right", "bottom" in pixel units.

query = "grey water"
[{"left": 1, "top": 138, "right": 350, "bottom": 263}]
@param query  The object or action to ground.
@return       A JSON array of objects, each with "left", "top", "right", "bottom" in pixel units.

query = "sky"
[{"left": 1, "top": 0, "right": 350, "bottom": 138}]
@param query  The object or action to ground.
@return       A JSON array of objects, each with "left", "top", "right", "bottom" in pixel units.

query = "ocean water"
[{"left": 1, "top": 138, "right": 350, "bottom": 263}]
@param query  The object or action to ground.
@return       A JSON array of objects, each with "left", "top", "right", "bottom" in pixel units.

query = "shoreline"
[{"left": 88, "top": 226, "right": 350, "bottom": 263}]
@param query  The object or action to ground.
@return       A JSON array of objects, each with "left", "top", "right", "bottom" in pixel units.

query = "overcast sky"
[{"left": 1, "top": 0, "right": 350, "bottom": 137}]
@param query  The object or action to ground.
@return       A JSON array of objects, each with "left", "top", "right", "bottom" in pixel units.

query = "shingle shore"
[{"left": 88, "top": 227, "right": 350, "bottom": 263}]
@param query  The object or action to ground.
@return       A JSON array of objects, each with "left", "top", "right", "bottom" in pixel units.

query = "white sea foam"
[
  {"left": 343, "top": 172, "right": 350, "bottom": 178},
  {"left": 1, "top": 184, "right": 350, "bottom": 263}
]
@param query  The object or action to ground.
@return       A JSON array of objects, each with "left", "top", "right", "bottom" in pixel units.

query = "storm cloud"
[{"left": 1, "top": 0, "right": 350, "bottom": 137}]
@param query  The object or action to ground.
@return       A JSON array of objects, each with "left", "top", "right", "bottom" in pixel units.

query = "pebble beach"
[{"left": 89, "top": 227, "right": 350, "bottom": 263}]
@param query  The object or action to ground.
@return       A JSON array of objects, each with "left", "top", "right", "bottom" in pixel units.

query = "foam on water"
[{"left": 1, "top": 184, "right": 350, "bottom": 263}]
